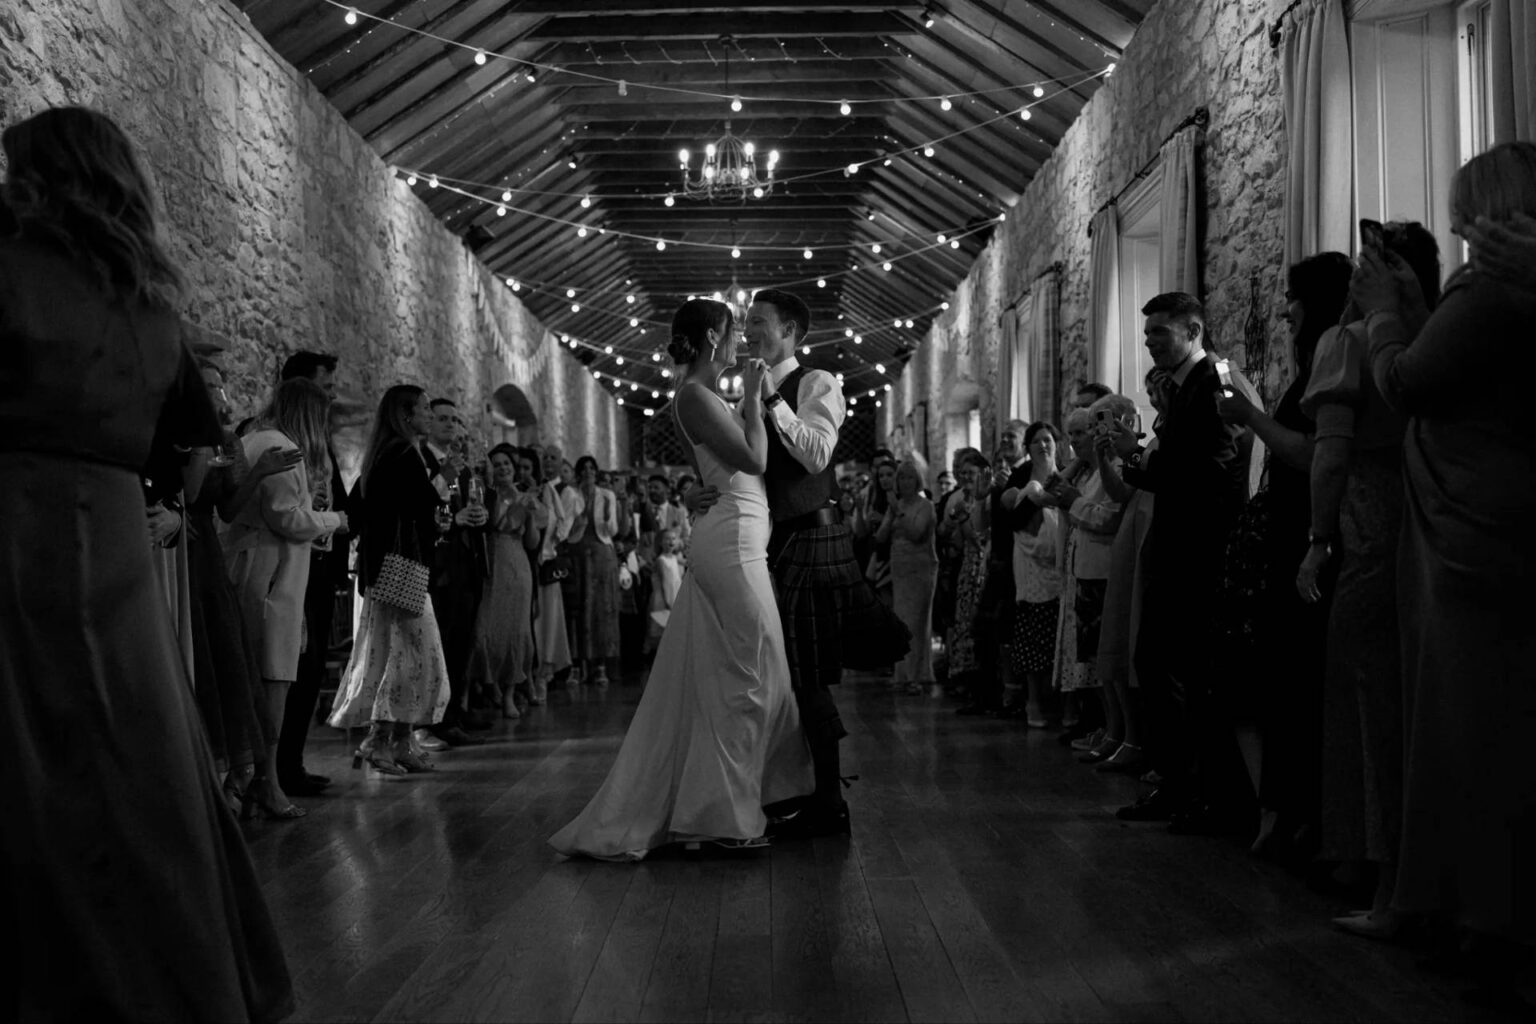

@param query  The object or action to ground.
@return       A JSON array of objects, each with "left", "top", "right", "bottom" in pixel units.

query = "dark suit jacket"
[
  {"left": 357, "top": 440, "right": 441, "bottom": 590},
  {"left": 1123, "top": 353, "right": 1252, "bottom": 595},
  {"left": 420, "top": 446, "right": 492, "bottom": 587}
]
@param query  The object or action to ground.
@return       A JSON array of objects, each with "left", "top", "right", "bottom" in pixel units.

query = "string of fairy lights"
[{"left": 322, "top": 1, "right": 1121, "bottom": 416}]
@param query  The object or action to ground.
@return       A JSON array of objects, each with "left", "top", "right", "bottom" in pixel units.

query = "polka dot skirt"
[{"left": 1009, "top": 598, "right": 1059, "bottom": 675}]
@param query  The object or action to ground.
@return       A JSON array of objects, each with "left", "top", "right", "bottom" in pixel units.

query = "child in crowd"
[{"left": 646, "top": 528, "right": 686, "bottom": 652}]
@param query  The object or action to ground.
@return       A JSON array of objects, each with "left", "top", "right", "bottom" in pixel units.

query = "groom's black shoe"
[{"left": 767, "top": 802, "right": 851, "bottom": 841}]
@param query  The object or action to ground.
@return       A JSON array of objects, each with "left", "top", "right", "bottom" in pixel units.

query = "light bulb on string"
[
  {"left": 656, "top": 240, "right": 667, "bottom": 251},
  {"left": 1019, "top": 108, "right": 1032, "bottom": 121},
  {"left": 853, "top": 334, "right": 863, "bottom": 344},
  {"left": 846, "top": 162, "right": 859, "bottom": 175},
  {"left": 923, "top": 145, "right": 935, "bottom": 157},
  {"left": 817, "top": 278, "right": 827, "bottom": 288},
  {"left": 663, "top": 194, "right": 675, "bottom": 207},
  {"left": 941, "top": 301, "right": 950, "bottom": 310},
  {"left": 882, "top": 261, "right": 892, "bottom": 271},
  {"left": 678, "top": 148, "right": 689, "bottom": 164},
  {"left": 580, "top": 195, "right": 591, "bottom": 208},
  {"left": 474, "top": 49, "right": 487, "bottom": 65},
  {"left": 893, "top": 318, "right": 903, "bottom": 328},
  {"left": 604, "top": 345, "right": 613, "bottom": 354},
  {"left": 526, "top": 72, "right": 536, "bottom": 82},
  {"left": 871, "top": 243, "right": 881, "bottom": 254},
  {"left": 406, "top": 173, "right": 417, "bottom": 186},
  {"left": 576, "top": 226, "right": 587, "bottom": 237},
  {"left": 496, "top": 204, "right": 506, "bottom": 216},
  {"left": 752, "top": 187, "right": 764, "bottom": 198},
  {"left": 937, "top": 233, "right": 947, "bottom": 242},
  {"left": 567, "top": 289, "right": 577, "bottom": 298},
  {"left": 802, "top": 346, "right": 811, "bottom": 355},
  {"left": 343, "top": 7, "right": 358, "bottom": 25},
  {"left": 570, "top": 303, "right": 580, "bottom": 312},
  {"left": 839, "top": 100, "right": 851, "bottom": 115},
  {"left": 950, "top": 239, "right": 960, "bottom": 249},
  {"left": 500, "top": 189, "right": 511, "bottom": 202},
  {"left": 845, "top": 328, "right": 854, "bottom": 338},
  {"left": 629, "top": 317, "right": 639, "bottom": 327},
  {"left": 652, "top": 353, "right": 661, "bottom": 362},
  {"left": 803, "top": 248, "right": 813, "bottom": 260},
  {"left": 428, "top": 175, "right": 439, "bottom": 188},
  {"left": 731, "top": 247, "right": 741, "bottom": 259},
  {"left": 626, "top": 294, "right": 635, "bottom": 303},
  {"left": 1033, "top": 85, "right": 1045, "bottom": 98},
  {"left": 651, "top": 389, "right": 660, "bottom": 398},
  {"left": 940, "top": 97, "right": 952, "bottom": 111},
  {"left": 905, "top": 319, "right": 914, "bottom": 328},
  {"left": 616, "top": 356, "right": 625, "bottom": 365},
  {"left": 630, "top": 383, "right": 638, "bottom": 392},
  {"left": 731, "top": 96, "right": 742, "bottom": 113}
]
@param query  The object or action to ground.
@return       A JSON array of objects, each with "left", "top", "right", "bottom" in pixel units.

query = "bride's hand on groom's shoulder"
[{"left": 684, "top": 484, "right": 720, "bottom": 516}]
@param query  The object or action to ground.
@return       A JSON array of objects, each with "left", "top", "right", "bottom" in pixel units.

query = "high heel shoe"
[{"left": 352, "top": 736, "right": 407, "bottom": 776}]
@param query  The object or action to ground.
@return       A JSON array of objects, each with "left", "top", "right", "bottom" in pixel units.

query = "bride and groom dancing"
[{"left": 550, "top": 289, "right": 877, "bottom": 860}]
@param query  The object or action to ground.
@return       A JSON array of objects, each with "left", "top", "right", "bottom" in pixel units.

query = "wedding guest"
[
  {"left": 1092, "top": 370, "right": 1173, "bottom": 776},
  {"left": 468, "top": 443, "right": 541, "bottom": 718},
  {"left": 1111, "top": 292, "right": 1254, "bottom": 831},
  {"left": 1297, "top": 228, "right": 1434, "bottom": 926},
  {"left": 276, "top": 349, "right": 353, "bottom": 796},
  {"left": 946, "top": 452, "right": 992, "bottom": 703},
  {"left": 535, "top": 445, "right": 576, "bottom": 694},
  {"left": 1004, "top": 422, "right": 1064, "bottom": 726},
  {"left": 569, "top": 454, "right": 621, "bottom": 684},
  {"left": 421, "top": 399, "right": 489, "bottom": 746},
  {"left": 0, "top": 105, "right": 292, "bottom": 1021},
  {"left": 957, "top": 422, "right": 1029, "bottom": 715},
  {"left": 1216, "top": 251, "right": 1352, "bottom": 860},
  {"left": 328, "top": 384, "right": 453, "bottom": 773},
  {"left": 1356, "top": 143, "right": 1536, "bottom": 964},
  {"left": 1044, "top": 409, "right": 1100, "bottom": 735},
  {"left": 855, "top": 457, "right": 897, "bottom": 606},
  {"left": 1050, "top": 398, "right": 1134, "bottom": 760},
  {"left": 185, "top": 358, "right": 301, "bottom": 811},
  {"left": 933, "top": 447, "right": 981, "bottom": 657},
  {"left": 877, "top": 461, "right": 938, "bottom": 694},
  {"left": 645, "top": 527, "right": 686, "bottom": 657},
  {"left": 225, "top": 377, "right": 346, "bottom": 819}
]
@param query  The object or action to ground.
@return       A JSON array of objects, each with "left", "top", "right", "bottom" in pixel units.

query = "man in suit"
[
  {"left": 419, "top": 398, "right": 489, "bottom": 747},
  {"left": 1109, "top": 292, "right": 1253, "bottom": 832}
]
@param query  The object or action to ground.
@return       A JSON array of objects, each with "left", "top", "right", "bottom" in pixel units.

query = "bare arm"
[{"left": 676, "top": 381, "right": 767, "bottom": 475}]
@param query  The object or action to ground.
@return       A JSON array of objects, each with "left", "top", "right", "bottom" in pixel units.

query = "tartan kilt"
[{"left": 772, "top": 522, "right": 912, "bottom": 689}]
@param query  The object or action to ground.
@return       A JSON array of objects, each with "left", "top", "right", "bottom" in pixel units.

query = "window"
[
  {"left": 1457, "top": 0, "right": 1495, "bottom": 164},
  {"left": 1116, "top": 168, "right": 1163, "bottom": 434}
]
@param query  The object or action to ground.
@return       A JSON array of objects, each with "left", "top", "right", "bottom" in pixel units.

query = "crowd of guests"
[{"left": 867, "top": 142, "right": 1534, "bottom": 1002}]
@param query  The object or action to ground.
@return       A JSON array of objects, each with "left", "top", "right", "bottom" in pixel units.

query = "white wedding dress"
[{"left": 550, "top": 393, "right": 813, "bottom": 860}]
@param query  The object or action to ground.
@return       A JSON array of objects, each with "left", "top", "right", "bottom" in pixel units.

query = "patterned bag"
[{"left": 369, "top": 523, "right": 429, "bottom": 616}]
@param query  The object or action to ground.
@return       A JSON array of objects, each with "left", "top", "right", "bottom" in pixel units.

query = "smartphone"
[
  {"left": 1214, "top": 358, "right": 1234, "bottom": 396},
  {"left": 1360, "top": 218, "right": 1385, "bottom": 253}
]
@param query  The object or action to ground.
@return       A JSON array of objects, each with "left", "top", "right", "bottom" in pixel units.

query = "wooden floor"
[{"left": 247, "top": 675, "right": 1515, "bottom": 1023}]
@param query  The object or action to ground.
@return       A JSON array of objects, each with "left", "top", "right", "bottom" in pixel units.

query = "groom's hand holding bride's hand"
[
  {"left": 684, "top": 485, "right": 720, "bottom": 517},
  {"left": 743, "top": 358, "right": 769, "bottom": 402}
]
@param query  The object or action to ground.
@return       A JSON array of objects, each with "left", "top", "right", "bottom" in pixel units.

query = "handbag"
[
  {"left": 539, "top": 544, "right": 573, "bottom": 586},
  {"left": 369, "top": 521, "right": 429, "bottom": 616}
]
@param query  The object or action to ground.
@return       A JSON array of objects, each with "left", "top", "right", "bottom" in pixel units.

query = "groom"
[{"left": 692, "top": 288, "right": 857, "bottom": 838}]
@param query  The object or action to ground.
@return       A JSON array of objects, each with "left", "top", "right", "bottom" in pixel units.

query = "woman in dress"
[
  {"left": 1354, "top": 143, "right": 1536, "bottom": 967},
  {"left": 1216, "top": 252, "right": 1352, "bottom": 858},
  {"left": 186, "top": 359, "right": 303, "bottom": 809},
  {"left": 225, "top": 377, "right": 348, "bottom": 818},
  {"left": 1042, "top": 409, "right": 1100, "bottom": 730},
  {"left": 568, "top": 454, "right": 621, "bottom": 685},
  {"left": 0, "top": 105, "right": 292, "bottom": 1022},
  {"left": 328, "top": 384, "right": 453, "bottom": 774},
  {"left": 1297, "top": 229, "right": 1437, "bottom": 929},
  {"left": 551, "top": 299, "right": 813, "bottom": 860},
  {"left": 877, "top": 461, "right": 937, "bottom": 694},
  {"left": 469, "top": 443, "right": 541, "bottom": 718},
  {"left": 945, "top": 452, "right": 992, "bottom": 696},
  {"left": 1008, "top": 423, "right": 1065, "bottom": 726},
  {"left": 535, "top": 445, "right": 575, "bottom": 695}
]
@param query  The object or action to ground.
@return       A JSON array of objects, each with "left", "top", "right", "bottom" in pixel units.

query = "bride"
[{"left": 549, "top": 298, "right": 813, "bottom": 860}]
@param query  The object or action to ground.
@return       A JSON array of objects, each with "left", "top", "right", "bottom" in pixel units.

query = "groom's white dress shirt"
[{"left": 766, "top": 356, "right": 846, "bottom": 474}]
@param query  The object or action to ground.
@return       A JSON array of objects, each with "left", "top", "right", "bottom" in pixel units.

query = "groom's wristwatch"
[{"left": 764, "top": 393, "right": 784, "bottom": 410}]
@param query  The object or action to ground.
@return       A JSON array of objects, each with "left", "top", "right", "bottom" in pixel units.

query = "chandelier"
[{"left": 678, "top": 41, "right": 777, "bottom": 203}]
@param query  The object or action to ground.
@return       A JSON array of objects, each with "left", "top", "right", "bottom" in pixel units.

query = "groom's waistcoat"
[{"left": 763, "top": 365, "right": 839, "bottom": 523}]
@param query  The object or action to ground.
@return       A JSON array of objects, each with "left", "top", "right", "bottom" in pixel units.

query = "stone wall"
[
  {"left": 0, "top": 0, "right": 626, "bottom": 471},
  {"left": 883, "top": 0, "right": 1290, "bottom": 467}
]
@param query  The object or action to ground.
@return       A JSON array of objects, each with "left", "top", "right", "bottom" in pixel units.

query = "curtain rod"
[
  {"left": 1085, "top": 106, "right": 1210, "bottom": 236},
  {"left": 1004, "top": 260, "right": 1064, "bottom": 314},
  {"left": 1269, "top": 0, "right": 1306, "bottom": 49}
]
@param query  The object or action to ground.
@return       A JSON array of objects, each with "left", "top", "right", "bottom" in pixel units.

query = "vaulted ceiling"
[{"left": 236, "top": 0, "right": 1153, "bottom": 412}]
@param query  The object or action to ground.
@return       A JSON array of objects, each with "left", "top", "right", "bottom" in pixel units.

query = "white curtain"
[
  {"left": 1158, "top": 126, "right": 1200, "bottom": 296},
  {"left": 1491, "top": 0, "right": 1536, "bottom": 144},
  {"left": 1087, "top": 206, "right": 1121, "bottom": 391},
  {"left": 1279, "top": 0, "right": 1354, "bottom": 270},
  {"left": 998, "top": 297, "right": 1030, "bottom": 433},
  {"left": 1028, "top": 268, "right": 1061, "bottom": 425}
]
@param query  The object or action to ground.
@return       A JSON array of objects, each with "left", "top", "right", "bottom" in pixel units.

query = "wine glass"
[{"left": 208, "top": 438, "right": 238, "bottom": 468}]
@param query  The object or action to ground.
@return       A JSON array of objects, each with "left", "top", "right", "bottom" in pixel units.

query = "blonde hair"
[
  {"left": 1452, "top": 141, "right": 1536, "bottom": 227},
  {"left": 258, "top": 378, "right": 332, "bottom": 485},
  {"left": 2, "top": 107, "right": 184, "bottom": 309},
  {"left": 894, "top": 460, "right": 924, "bottom": 496}
]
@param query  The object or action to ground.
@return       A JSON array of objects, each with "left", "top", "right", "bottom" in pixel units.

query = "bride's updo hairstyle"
[{"left": 668, "top": 298, "right": 732, "bottom": 365}]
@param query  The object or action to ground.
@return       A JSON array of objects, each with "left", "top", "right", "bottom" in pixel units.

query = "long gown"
[
  {"left": 550, "top": 395, "right": 814, "bottom": 859},
  {"left": 468, "top": 492, "right": 537, "bottom": 701},
  {"left": 0, "top": 236, "right": 293, "bottom": 1021}
]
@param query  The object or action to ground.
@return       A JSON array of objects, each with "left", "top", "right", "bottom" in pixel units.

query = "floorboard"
[{"left": 243, "top": 674, "right": 1524, "bottom": 1023}]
